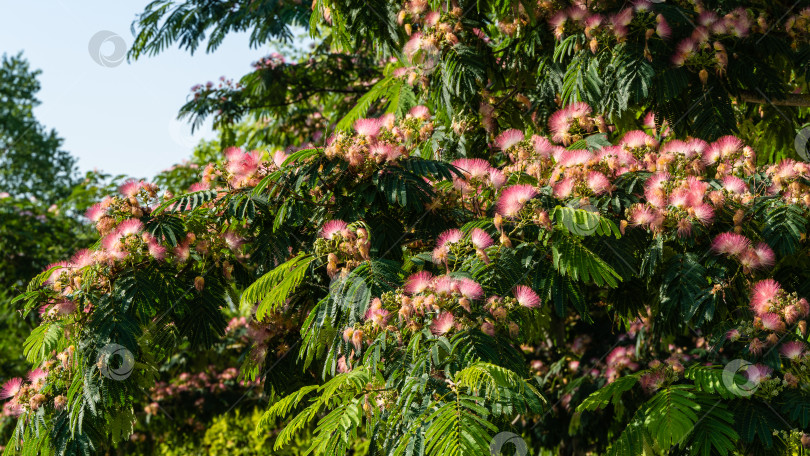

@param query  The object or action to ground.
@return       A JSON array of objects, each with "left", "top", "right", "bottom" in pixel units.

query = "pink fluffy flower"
[
  {"left": 628, "top": 205, "right": 659, "bottom": 228},
  {"left": 760, "top": 312, "right": 785, "bottom": 332},
  {"left": 147, "top": 238, "right": 167, "bottom": 261},
  {"left": 27, "top": 369, "right": 47, "bottom": 385},
  {"left": 70, "top": 249, "right": 95, "bottom": 269},
  {"left": 705, "top": 136, "right": 744, "bottom": 164},
  {"left": 495, "top": 129, "right": 525, "bottom": 150},
  {"left": 690, "top": 204, "right": 715, "bottom": 225},
  {"left": 436, "top": 229, "right": 463, "bottom": 249},
  {"left": 0, "top": 378, "right": 23, "bottom": 400},
  {"left": 119, "top": 180, "right": 143, "bottom": 197},
  {"left": 721, "top": 176, "right": 747, "bottom": 194},
  {"left": 404, "top": 271, "right": 433, "bottom": 294},
  {"left": 452, "top": 158, "right": 492, "bottom": 181},
  {"left": 750, "top": 279, "right": 781, "bottom": 315},
  {"left": 470, "top": 228, "right": 494, "bottom": 249},
  {"left": 587, "top": 171, "right": 611, "bottom": 195},
  {"left": 744, "top": 364, "right": 772, "bottom": 384},
  {"left": 353, "top": 118, "right": 381, "bottom": 137},
  {"left": 514, "top": 285, "right": 541, "bottom": 308},
  {"left": 620, "top": 130, "right": 659, "bottom": 149},
  {"left": 780, "top": 341, "right": 805, "bottom": 360},
  {"left": 458, "top": 278, "right": 484, "bottom": 300},
  {"left": 430, "top": 312, "right": 455, "bottom": 336},
  {"left": 711, "top": 232, "right": 751, "bottom": 256},
  {"left": 496, "top": 184, "right": 537, "bottom": 217},
  {"left": 753, "top": 243, "right": 776, "bottom": 269},
  {"left": 321, "top": 220, "right": 348, "bottom": 240},
  {"left": 116, "top": 219, "right": 144, "bottom": 237},
  {"left": 85, "top": 202, "right": 108, "bottom": 222},
  {"left": 488, "top": 168, "right": 506, "bottom": 188},
  {"left": 558, "top": 149, "right": 592, "bottom": 167},
  {"left": 409, "top": 105, "right": 430, "bottom": 120},
  {"left": 552, "top": 178, "right": 575, "bottom": 199}
]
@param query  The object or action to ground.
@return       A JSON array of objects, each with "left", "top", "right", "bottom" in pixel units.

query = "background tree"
[{"left": 0, "top": 53, "right": 77, "bottom": 202}]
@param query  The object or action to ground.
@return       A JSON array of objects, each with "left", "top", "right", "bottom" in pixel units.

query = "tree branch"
[{"left": 738, "top": 91, "right": 810, "bottom": 107}]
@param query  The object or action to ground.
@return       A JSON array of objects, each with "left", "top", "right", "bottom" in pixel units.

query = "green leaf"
[{"left": 240, "top": 253, "right": 315, "bottom": 319}]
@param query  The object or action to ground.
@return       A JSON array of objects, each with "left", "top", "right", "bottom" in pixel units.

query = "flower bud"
[{"left": 194, "top": 276, "right": 205, "bottom": 292}]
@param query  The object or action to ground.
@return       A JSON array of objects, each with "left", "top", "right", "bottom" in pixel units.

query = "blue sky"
[{"left": 0, "top": 1, "right": 278, "bottom": 179}]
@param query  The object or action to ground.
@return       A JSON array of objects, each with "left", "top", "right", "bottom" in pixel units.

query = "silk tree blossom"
[
  {"left": 780, "top": 341, "right": 805, "bottom": 360},
  {"left": 494, "top": 129, "right": 524, "bottom": 151},
  {"left": 408, "top": 105, "right": 430, "bottom": 120},
  {"left": 760, "top": 312, "right": 786, "bottom": 332},
  {"left": 549, "top": 102, "right": 594, "bottom": 145},
  {"left": 744, "top": 364, "right": 772, "bottom": 385},
  {"left": 750, "top": 279, "right": 781, "bottom": 316},
  {"left": 353, "top": 118, "right": 382, "bottom": 137},
  {"left": 457, "top": 278, "right": 484, "bottom": 301},
  {"left": 430, "top": 312, "right": 455, "bottom": 335},
  {"left": 620, "top": 130, "right": 659, "bottom": 150},
  {"left": 436, "top": 229, "right": 463, "bottom": 249},
  {"left": 721, "top": 175, "right": 748, "bottom": 194},
  {"left": 711, "top": 232, "right": 751, "bottom": 256},
  {"left": 497, "top": 184, "right": 538, "bottom": 217},
  {"left": 27, "top": 369, "right": 47, "bottom": 389},
  {"left": 404, "top": 271, "right": 433, "bottom": 294},
  {"left": 0, "top": 378, "right": 23, "bottom": 400},
  {"left": 470, "top": 228, "right": 493, "bottom": 249},
  {"left": 514, "top": 285, "right": 541, "bottom": 308},
  {"left": 321, "top": 220, "right": 348, "bottom": 240}
]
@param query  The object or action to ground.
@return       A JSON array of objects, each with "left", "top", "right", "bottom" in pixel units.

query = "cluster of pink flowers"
[
  {"left": 672, "top": 9, "right": 751, "bottom": 69},
  {"left": 339, "top": 270, "right": 542, "bottom": 362},
  {"left": 431, "top": 227, "right": 496, "bottom": 267},
  {"left": 323, "top": 107, "right": 432, "bottom": 170},
  {"left": 144, "top": 366, "right": 262, "bottom": 416},
  {"left": 190, "top": 76, "right": 240, "bottom": 100},
  {"left": 316, "top": 220, "right": 371, "bottom": 278},
  {"left": 549, "top": 2, "right": 669, "bottom": 52},
  {"left": 251, "top": 52, "right": 286, "bottom": 70},
  {"left": 1, "top": 348, "right": 74, "bottom": 417},
  {"left": 764, "top": 159, "right": 810, "bottom": 207},
  {"left": 749, "top": 279, "right": 809, "bottom": 334},
  {"left": 724, "top": 280, "right": 809, "bottom": 372},
  {"left": 450, "top": 158, "right": 506, "bottom": 197},
  {"left": 711, "top": 232, "right": 776, "bottom": 271},
  {"left": 393, "top": 5, "right": 465, "bottom": 84}
]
